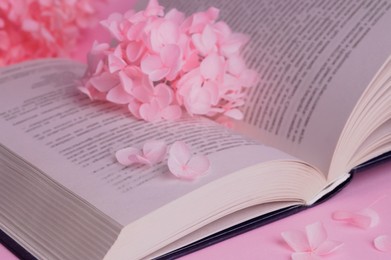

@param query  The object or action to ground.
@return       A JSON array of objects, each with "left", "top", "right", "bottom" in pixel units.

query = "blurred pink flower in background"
[{"left": 0, "top": 0, "right": 104, "bottom": 66}]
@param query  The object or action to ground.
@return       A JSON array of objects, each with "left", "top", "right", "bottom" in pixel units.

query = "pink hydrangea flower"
[
  {"left": 81, "top": 0, "right": 257, "bottom": 122},
  {"left": 0, "top": 0, "right": 101, "bottom": 66}
]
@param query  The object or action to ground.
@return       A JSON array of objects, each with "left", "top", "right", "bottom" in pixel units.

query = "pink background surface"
[{"left": 1, "top": 1, "right": 391, "bottom": 259}]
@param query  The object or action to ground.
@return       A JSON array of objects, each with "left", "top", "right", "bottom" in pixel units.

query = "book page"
[
  {"left": 0, "top": 59, "right": 297, "bottom": 226},
  {"left": 161, "top": 0, "right": 391, "bottom": 174}
]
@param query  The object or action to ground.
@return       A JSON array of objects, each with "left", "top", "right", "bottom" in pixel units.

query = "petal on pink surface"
[
  {"left": 306, "top": 222, "right": 327, "bottom": 250},
  {"left": 332, "top": 208, "right": 379, "bottom": 229},
  {"left": 314, "top": 240, "right": 343, "bottom": 256},
  {"left": 281, "top": 230, "right": 310, "bottom": 252},
  {"left": 374, "top": 235, "right": 391, "bottom": 252},
  {"left": 291, "top": 252, "right": 320, "bottom": 260}
]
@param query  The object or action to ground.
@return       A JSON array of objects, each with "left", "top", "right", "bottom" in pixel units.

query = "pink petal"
[
  {"left": 167, "top": 141, "right": 209, "bottom": 180},
  {"left": 161, "top": 105, "right": 182, "bottom": 121},
  {"left": 374, "top": 235, "right": 391, "bottom": 252},
  {"left": 200, "top": 53, "right": 222, "bottom": 80},
  {"left": 281, "top": 230, "right": 311, "bottom": 252},
  {"left": 90, "top": 72, "right": 120, "bottom": 92},
  {"left": 141, "top": 55, "right": 169, "bottom": 81},
  {"left": 142, "top": 140, "right": 168, "bottom": 164},
  {"left": 141, "top": 55, "right": 162, "bottom": 73},
  {"left": 161, "top": 44, "right": 181, "bottom": 68},
  {"left": 306, "top": 222, "right": 327, "bottom": 250},
  {"left": 128, "top": 98, "right": 142, "bottom": 119},
  {"left": 139, "top": 100, "right": 161, "bottom": 122},
  {"left": 185, "top": 86, "right": 212, "bottom": 115},
  {"left": 126, "top": 41, "right": 144, "bottom": 62},
  {"left": 220, "top": 33, "right": 249, "bottom": 57},
  {"left": 224, "top": 109, "right": 243, "bottom": 120},
  {"left": 106, "top": 85, "right": 133, "bottom": 104},
  {"left": 108, "top": 53, "right": 127, "bottom": 73},
  {"left": 144, "top": 0, "right": 164, "bottom": 17},
  {"left": 182, "top": 51, "right": 200, "bottom": 72},
  {"left": 227, "top": 54, "right": 245, "bottom": 76},
  {"left": 332, "top": 209, "right": 379, "bottom": 229},
  {"left": 168, "top": 141, "right": 192, "bottom": 166},
  {"left": 118, "top": 71, "right": 134, "bottom": 94},
  {"left": 154, "top": 83, "right": 173, "bottom": 108},
  {"left": 315, "top": 240, "right": 343, "bottom": 255},
  {"left": 132, "top": 86, "right": 152, "bottom": 103},
  {"left": 115, "top": 147, "right": 142, "bottom": 166},
  {"left": 291, "top": 252, "right": 320, "bottom": 260},
  {"left": 201, "top": 25, "right": 217, "bottom": 52},
  {"left": 359, "top": 208, "right": 380, "bottom": 228},
  {"left": 185, "top": 154, "right": 210, "bottom": 179}
]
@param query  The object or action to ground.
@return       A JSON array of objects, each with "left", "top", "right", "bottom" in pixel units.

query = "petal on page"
[
  {"left": 142, "top": 140, "right": 167, "bottom": 164},
  {"left": 332, "top": 208, "right": 379, "bottom": 229},
  {"left": 184, "top": 154, "right": 210, "bottom": 179},
  {"left": 374, "top": 235, "right": 391, "bottom": 252},
  {"left": 167, "top": 141, "right": 210, "bottom": 180},
  {"left": 115, "top": 147, "right": 141, "bottom": 166}
]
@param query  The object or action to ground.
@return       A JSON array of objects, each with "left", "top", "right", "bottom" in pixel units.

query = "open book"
[{"left": 1, "top": 0, "right": 391, "bottom": 259}]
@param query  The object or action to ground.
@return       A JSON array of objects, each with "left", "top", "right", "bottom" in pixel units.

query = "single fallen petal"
[
  {"left": 142, "top": 140, "right": 167, "bottom": 164},
  {"left": 185, "top": 154, "right": 210, "bottom": 178},
  {"left": 306, "top": 222, "right": 327, "bottom": 250},
  {"left": 281, "top": 230, "right": 310, "bottom": 252},
  {"left": 115, "top": 147, "right": 142, "bottom": 166},
  {"left": 332, "top": 208, "right": 379, "bottom": 229},
  {"left": 314, "top": 240, "right": 343, "bottom": 255},
  {"left": 291, "top": 252, "right": 320, "bottom": 260},
  {"left": 167, "top": 141, "right": 209, "bottom": 180},
  {"left": 374, "top": 235, "right": 391, "bottom": 252}
]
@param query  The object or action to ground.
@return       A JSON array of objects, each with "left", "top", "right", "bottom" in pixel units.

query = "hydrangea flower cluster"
[
  {"left": 80, "top": 0, "right": 257, "bottom": 122},
  {"left": 0, "top": 0, "right": 100, "bottom": 66}
]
